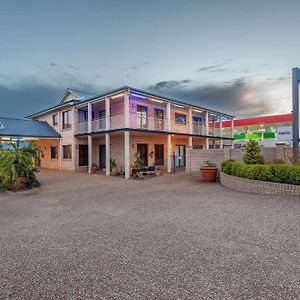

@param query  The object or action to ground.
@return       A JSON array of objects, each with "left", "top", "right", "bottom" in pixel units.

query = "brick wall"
[
  {"left": 186, "top": 145, "right": 300, "bottom": 176},
  {"left": 220, "top": 172, "right": 300, "bottom": 197}
]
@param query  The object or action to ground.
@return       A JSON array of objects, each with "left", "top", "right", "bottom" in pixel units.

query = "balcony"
[{"left": 129, "top": 114, "right": 167, "bottom": 131}]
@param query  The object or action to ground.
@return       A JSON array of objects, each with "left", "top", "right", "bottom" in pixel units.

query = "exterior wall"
[
  {"left": 36, "top": 139, "right": 60, "bottom": 170},
  {"left": 34, "top": 106, "right": 76, "bottom": 171},
  {"left": 220, "top": 172, "right": 300, "bottom": 197}
]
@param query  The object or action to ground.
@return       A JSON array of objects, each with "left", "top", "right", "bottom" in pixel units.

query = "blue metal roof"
[
  {"left": 67, "top": 88, "right": 97, "bottom": 101},
  {"left": 0, "top": 117, "right": 60, "bottom": 138}
]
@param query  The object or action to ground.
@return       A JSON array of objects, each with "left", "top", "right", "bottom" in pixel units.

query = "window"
[
  {"left": 50, "top": 146, "right": 58, "bottom": 159},
  {"left": 193, "top": 116, "right": 202, "bottom": 125},
  {"left": 63, "top": 110, "right": 72, "bottom": 129},
  {"left": 52, "top": 114, "right": 58, "bottom": 126},
  {"left": 137, "top": 105, "right": 148, "bottom": 128},
  {"left": 63, "top": 145, "right": 72, "bottom": 159},
  {"left": 175, "top": 113, "right": 186, "bottom": 124}
]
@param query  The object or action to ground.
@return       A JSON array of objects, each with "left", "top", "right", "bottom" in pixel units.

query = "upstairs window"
[
  {"left": 175, "top": 113, "right": 186, "bottom": 125},
  {"left": 52, "top": 114, "right": 58, "bottom": 126},
  {"left": 63, "top": 110, "right": 72, "bottom": 129}
]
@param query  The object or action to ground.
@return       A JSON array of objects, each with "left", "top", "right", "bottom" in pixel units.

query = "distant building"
[{"left": 214, "top": 113, "right": 293, "bottom": 147}]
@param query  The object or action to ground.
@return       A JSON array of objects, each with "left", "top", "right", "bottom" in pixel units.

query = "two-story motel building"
[{"left": 27, "top": 86, "right": 235, "bottom": 178}]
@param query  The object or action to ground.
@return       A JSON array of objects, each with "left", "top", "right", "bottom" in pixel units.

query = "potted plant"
[
  {"left": 110, "top": 158, "right": 117, "bottom": 175},
  {"left": 200, "top": 161, "right": 218, "bottom": 182},
  {"left": 131, "top": 157, "right": 143, "bottom": 176}
]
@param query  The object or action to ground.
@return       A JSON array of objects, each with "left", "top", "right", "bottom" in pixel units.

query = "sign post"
[{"left": 292, "top": 68, "right": 300, "bottom": 164}]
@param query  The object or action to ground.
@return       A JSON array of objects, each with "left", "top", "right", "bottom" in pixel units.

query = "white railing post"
[
  {"left": 167, "top": 102, "right": 171, "bottom": 132},
  {"left": 124, "top": 90, "right": 129, "bottom": 128}
]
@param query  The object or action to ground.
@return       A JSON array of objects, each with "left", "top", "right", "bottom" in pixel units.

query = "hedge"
[{"left": 221, "top": 160, "right": 300, "bottom": 185}]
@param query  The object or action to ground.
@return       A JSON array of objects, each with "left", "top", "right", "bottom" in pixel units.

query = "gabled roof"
[
  {"left": 28, "top": 85, "right": 235, "bottom": 119},
  {"left": 0, "top": 117, "right": 60, "bottom": 138},
  {"left": 59, "top": 88, "right": 97, "bottom": 104}
]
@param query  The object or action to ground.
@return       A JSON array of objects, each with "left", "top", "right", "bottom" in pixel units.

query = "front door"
[
  {"left": 175, "top": 145, "right": 186, "bottom": 167},
  {"left": 99, "top": 144, "right": 106, "bottom": 169},
  {"left": 155, "top": 144, "right": 164, "bottom": 165},
  {"left": 137, "top": 143, "right": 148, "bottom": 166},
  {"left": 79, "top": 145, "right": 88, "bottom": 166}
]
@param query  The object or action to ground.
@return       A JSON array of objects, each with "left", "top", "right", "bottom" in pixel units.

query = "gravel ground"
[{"left": 0, "top": 170, "right": 300, "bottom": 300}]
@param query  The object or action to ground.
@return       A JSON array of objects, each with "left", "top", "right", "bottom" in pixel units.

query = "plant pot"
[{"left": 200, "top": 166, "right": 218, "bottom": 182}]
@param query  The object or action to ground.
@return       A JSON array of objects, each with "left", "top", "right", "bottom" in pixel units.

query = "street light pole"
[{"left": 292, "top": 68, "right": 299, "bottom": 164}]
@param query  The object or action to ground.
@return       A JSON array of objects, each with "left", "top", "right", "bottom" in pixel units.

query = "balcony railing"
[{"left": 75, "top": 113, "right": 223, "bottom": 137}]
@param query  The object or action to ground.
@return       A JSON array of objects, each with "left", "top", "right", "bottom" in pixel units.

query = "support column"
[
  {"left": 188, "top": 107, "right": 193, "bottom": 134},
  {"left": 87, "top": 102, "right": 92, "bottom": 173},
  {"left": 219, "top": 115, "right": 223, "bottom": 149},
  {"left": 205, "top": 111, "right": 209, "bottom": 149},
  {"left": 124, "top": 90, "right": 129, "bottom": 128},
  {"left": 188, "top": 136, "right": 193, "bottom": 147},
  {"left": 167, "top": 102, "right": 171, "bottom": 131},
  {"left": 124, "top": 131, "right": 130, "bottom": 179},
  {"left": 167, "top": 134, "right": 172, "bottom": 173},
  {"left": 231, "top": 118, "right": 234, "bottom": 149},
  {"left": 59, "top": 138, "right": 62, "bottom": 171},
  {"left": 105, "top": 133, "right": 110, "bottom": 176},
  {"left": 88, "top": 135, "right": 92, "bottom": 174}
]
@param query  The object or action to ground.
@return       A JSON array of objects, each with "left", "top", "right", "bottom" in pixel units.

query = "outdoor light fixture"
[
  {"left": 173, "top": 104, "right": 184, "bottom": 109},
  {"left": 131, "top": 93, "right": 147, "bottom": 99},
  {"left": 193, "top": 109, "right": 202, "bottom": 113},
  {"left": 150, "top": 98, "right": 164, "bottom": 103},
  {"left": 111, "top": 93, "right": 123, "bottom": 99}
]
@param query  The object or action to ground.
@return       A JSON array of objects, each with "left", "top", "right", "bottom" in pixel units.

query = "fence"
[{"left": 186, "top": 145, "right": 299, "bottom": 176}]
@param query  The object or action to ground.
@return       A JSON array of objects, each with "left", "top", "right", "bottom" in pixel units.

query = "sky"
[{"left": 0, "top": 0, "right": 298, "bottom": 119}]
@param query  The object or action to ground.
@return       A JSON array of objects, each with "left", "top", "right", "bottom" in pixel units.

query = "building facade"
[{"left": 27, "top": 86, "right": 234, "bottom": 178}]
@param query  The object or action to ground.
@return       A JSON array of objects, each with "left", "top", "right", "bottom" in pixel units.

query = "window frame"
[
  {"left": 62, "top": 110, "right": 72, "bottom": 130},
  {"left": 52, "top": 114, "right": 58, "bottom": 126},
  {"left": 50, "top": 145, "right": 58, "bottom": 159},
  {"left": 62, "top": 145, "right": 72, "bottom": 160},
  {"left": 175, "top": 113, "right": 186, "bottom": 125}
]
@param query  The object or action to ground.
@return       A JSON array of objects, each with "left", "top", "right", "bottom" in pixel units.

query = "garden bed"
[{"left": 220, "top": 172, "right": 300, "bottom": 196}]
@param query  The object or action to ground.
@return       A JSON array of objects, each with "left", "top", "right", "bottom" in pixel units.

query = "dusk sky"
[{"left": 0, "top": 0, "right": 299, "bottom": 118}]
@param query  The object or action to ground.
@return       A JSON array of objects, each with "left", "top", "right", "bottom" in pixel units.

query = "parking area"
[{"left": 1, "top": 170, "right": 300, "bottom": 299}]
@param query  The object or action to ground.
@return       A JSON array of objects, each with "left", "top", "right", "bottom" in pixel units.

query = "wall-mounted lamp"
[
  {"left": 111, "top": 93, "right": 123, "bottom": 99},
  {"left": 150, "top": 98, "right": 164, "bottom": 104}
]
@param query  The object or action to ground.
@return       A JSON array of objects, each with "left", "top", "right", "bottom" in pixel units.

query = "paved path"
[{"left": 1, "top": 170, "right": 300, "bottom": 299}]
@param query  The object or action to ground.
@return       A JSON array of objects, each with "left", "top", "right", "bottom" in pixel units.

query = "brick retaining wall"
[{"left": 220, "top": 172, "right": 300, "bottom": 197}]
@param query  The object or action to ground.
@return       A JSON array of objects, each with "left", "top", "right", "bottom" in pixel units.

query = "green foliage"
[
  {"left": 132, "top": 157, "right": 143, "bottom": 169},
  {"left": 110, "top": 158, "right": 116, "bottom": 170},
  {"left": 242, "top": 140, "right": 264, "bottom": 164},
  {"left": 203, "top": 160, "right": 217, "bottom": 167},
  {"left": 221, "top": 160, "right": 300, "bottom": 185},
  {"left": 0, "top": 142, "right": 40, "bottom": 191}
]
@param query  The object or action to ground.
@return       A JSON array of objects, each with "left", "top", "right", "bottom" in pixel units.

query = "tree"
[{"left": 242, "top": 140, "right": 264, "bottom": 164}]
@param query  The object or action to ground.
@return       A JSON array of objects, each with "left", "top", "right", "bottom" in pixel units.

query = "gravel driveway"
[{"left": 1, "top": 170, "right": 300, "bottom": 299}]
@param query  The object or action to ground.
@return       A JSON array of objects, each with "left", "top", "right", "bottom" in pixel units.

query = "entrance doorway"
[
  {"left": 137, "top": 143, "right": 148, "bottom": 166},
  {"left": 79, "top": 145, "right": 88, "bottom": 166},
  {"left": 175, "top": 145, "right": 186, "bottom": 167},
  {"left": 155, "top": 144, "right": 164, "bottom": 165},
  {"left": 99, "top": 144, "right": 106, "bottom": 169}
]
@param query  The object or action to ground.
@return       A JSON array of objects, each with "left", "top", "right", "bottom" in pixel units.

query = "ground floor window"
[
  {"left": 155, "top": 144, "right": 164, "bottom": 165},
  {"left": 50, "top": 146, "right": 58, "bottom": 159},
  {"left": 63, "top": 145, "right": 72, "bottom": 159}
]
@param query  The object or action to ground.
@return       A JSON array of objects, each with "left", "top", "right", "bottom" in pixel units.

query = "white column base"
[
  {"left": 206, "top": 138, "right": 209, "bottom": 149},
  {"left": 124, "top": 131, "right": 130, "bottom": 179},
  {"left": 167, "top": 134, "right": 172, "bottom": 173},
  {"left": 105, "top": 133, "right": 110, "bottom": 176},
  {"left": 88, "top": 135, "right": 92, "bottom": 174},
  {"left": 188, "top": 136, "right": 193, "bottom": 147}
]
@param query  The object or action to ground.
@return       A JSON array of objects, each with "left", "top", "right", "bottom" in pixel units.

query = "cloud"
[
  {"left": 50, "top": 62, "right": 58, "bottom": 67},
  {"left": 63, "top": 72, "right": 73, "bottom": 77},
  {"left": 196, "top": 62, "right": 228, "bottom": 73},
  {"left": 148, "top": 78, "right": 277, "bottom": 118},
  {"left": 68, "top": 65, "right": 80, "bottom": 70}
]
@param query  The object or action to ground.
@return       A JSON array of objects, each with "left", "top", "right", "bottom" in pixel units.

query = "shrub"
[
  {"left": 221, "top": 160, "right": 300, "bottom": 185},
  {"left": 0, "top": 142, "right": 40, "bottom": 191},
  {"left": 242, "top": 140, "right": 264, "bottom": 164}
]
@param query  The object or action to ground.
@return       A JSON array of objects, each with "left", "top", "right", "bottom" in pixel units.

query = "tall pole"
[{"left": 292, "top": 68, "right": 299, "bottom": 164}]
